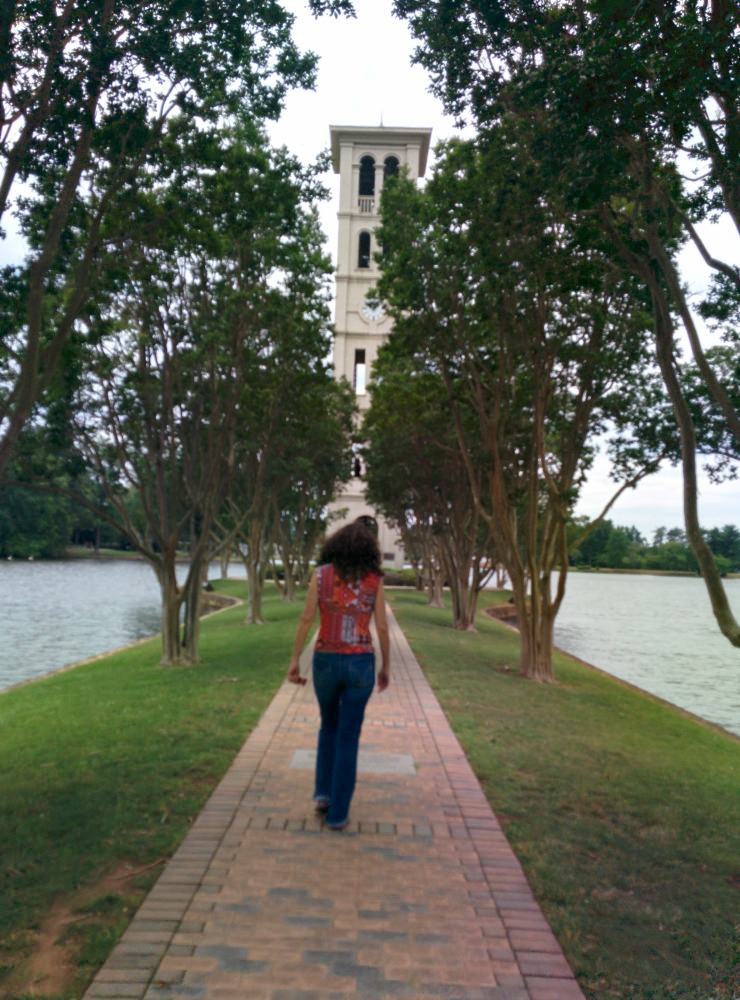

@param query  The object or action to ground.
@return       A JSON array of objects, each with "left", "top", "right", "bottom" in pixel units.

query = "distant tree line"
[
  {"left": 569, "top": 520, "right": 740, "bottom": 575},
  {"left": 0, "top": 468, "right": 128, "bottom": 559}
]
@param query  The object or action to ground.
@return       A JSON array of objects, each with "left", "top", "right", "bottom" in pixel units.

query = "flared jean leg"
[
  {"left": 314, "top": 701, "right": 339, "bottom": 803},
  {"left": 326, "top": 685, "right": 372, "bottom": 826},
  {"left": 312, "top": 651, "right": 375, "bottom": 825}
]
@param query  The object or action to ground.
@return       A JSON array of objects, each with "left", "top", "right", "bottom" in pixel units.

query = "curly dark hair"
[{"left": 318, "top": 521, "right": 383, "bottom": 581}]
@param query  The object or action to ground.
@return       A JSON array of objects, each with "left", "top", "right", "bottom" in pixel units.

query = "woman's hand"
[
  {"left": 287, "top": 661, "right": 306, "bottom": 685},
  {"left": 377, "top": 668, "right": 390, "bottom": 692}
]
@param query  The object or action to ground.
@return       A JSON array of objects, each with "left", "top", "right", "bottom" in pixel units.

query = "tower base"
[{"left": 328, "top": 480, "right": 405, "bottom": 568}]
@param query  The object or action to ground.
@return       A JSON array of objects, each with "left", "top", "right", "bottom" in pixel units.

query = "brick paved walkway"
[{"left": 84, "top": 607, "right": 586, "bottom": 1000}]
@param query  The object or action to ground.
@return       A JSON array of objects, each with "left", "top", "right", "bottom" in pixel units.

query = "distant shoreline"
[
  {"left": 2, "top": 550, "right": 738, "bottom": 581},
  {"left": 63, "top": 546, "right": 190, "bottom": 562},
  {"left": 569, "top": 565, "right": 740, "bottom": 579}
]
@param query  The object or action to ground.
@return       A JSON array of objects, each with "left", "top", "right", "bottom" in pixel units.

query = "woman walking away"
[{"left": 287, "top": 518, "right": 390, "bottom": 831}]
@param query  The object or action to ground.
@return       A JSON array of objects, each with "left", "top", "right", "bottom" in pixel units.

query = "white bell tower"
[{"left": 328, "top": 124, "right": 432, "bottom": 565}]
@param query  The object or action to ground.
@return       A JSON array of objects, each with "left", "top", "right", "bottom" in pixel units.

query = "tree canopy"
[
  {"left": 392, "top": 0, "right": 740, "bottom": 649},
  {"left": 0, "top": 0, "right": 354, "bottom": 477},
  {"left": 374, "top": 129, "right": 661, "bottom": 679}
]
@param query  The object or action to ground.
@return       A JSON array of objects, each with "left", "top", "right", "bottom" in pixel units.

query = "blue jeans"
[{"left": 312, "top": 651, "right": 375, "bottom": 827}]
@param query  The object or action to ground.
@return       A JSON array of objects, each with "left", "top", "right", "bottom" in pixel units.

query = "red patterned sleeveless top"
[{"left": 315, "top": 563, "right": 381, "bottom": 654}]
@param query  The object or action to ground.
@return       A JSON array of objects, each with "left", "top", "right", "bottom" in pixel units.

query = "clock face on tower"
[{"left": 360, "top": 300, "right": 385, "bottom": 323}]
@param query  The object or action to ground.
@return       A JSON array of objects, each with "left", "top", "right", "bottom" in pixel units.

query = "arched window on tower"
[
  {"left": 359, "top": 156, "right": 375, "bottom": 196},
  {"left": 357, "top": 231, "right": 371, "bottom": 269},
  {"left": 384, "top": 156, "right": 400, "bottom": 179}
]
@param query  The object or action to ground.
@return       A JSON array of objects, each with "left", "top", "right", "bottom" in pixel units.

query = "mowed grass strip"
[
  {"left": 0, "top": 580, "right": 298, "bottom": 996},
  {"left": 389, "top": 589, "right": 740, "bottom": 1000}
]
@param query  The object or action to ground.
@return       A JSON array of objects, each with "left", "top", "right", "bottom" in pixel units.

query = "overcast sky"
[
  {"left": 266, "top": 0, "right": 740, "bottom": 539},
  {"left": 2, "top": 0, "right": 737, "bottom": 538}
]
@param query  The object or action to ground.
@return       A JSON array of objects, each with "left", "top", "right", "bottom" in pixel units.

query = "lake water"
[
  {"left": 554, "top": 573, "right": 740, "bottom": 738},
  {"left": 1, "top": 560, "right": 738, "bottom": 739},
  {"left": 0, "top": 559, "right": 245, "bottom": 691}
]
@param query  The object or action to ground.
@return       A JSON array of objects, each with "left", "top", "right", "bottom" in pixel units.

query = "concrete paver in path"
[{"left": 84, "top": 607, "right": 586, "bottom": 1000}]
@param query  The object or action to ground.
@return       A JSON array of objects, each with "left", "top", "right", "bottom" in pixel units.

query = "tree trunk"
[
  {"left": 517, "top": 581, "right": 556, "bottom": 682},
  {"left": 220, "top": 550, "right": 229, "bottom": 579},
  {"left": 451, "top": 572, "right": 476, "bottom": 630},
  {"left": 158, "top": 563, "right": 183, "bottom": 665},
  {"left": 649, "top": 278, "right": 740, "bottom": 647},
  {"left": 428, "top": 570, "right": 445, "bottom": 608},
  {"left": 440, "top": 543, "right": 476, "bottom": 630},
  {"left": 274, "top": 543, "right": 298, "bottom": 601},
  {"left": 181, "top": 582, "right": 200, "bottom": 664},
  {"left": 603, "top": 202, "right": 740, "bottom": 649},
  {"left": 246, "top": 551, "right": 265, "bottom": 624},
  {"left": 181, "top": 557, "right": 207, "bottom": 664},
  {"left": 422, "top": 550, "right": 445, "bottom": 606},
  {"left": 466, "top": 579, "right": 481, "bottom": 626},
  {"left": 271, "top": 555, "right": 286, "bottom": 599},
  {"left": 282, "top": 563, "right": 296, "bottom": 601}
]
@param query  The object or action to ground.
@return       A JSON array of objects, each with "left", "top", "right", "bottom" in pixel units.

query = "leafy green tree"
[
  {"left": 227, "top": 336, "right": 354, "bottom": 625},
  {"left": 270, "top": 377, "right": 355, "bottom": 602},
  {"left": 646, "top": 541, "right": 699, "bottom": 574},
  {"left": 568, "top": 518, "right": 614, "bottom": 568},
  {"left": 0, "top": 0, "right": 353, "bottom": 479},
  {"left": 568, "top": 518, "right": 740, "bottom": 573},
  {"left": 375, "top": 133, "right": 661, "bottom": 680},
  {"left": 706, "top": 525, "right": 740, "bottom": 570},
  {"left": 569, "top": 519, "right": 649, "bottom": 570},
  {"left": 59, "top": 129, "right": 334, "bottom": 663},
  {"left": 393, "top": 0, "right": 740, "bottom": 648},
  {"left": 601, "top": 526, "right": 637, "bottom": 570},
  {"left": 200, "top": 182, "right": 351, "bottom": 625},
  {"left": 0, "top": 482, "right": 72, "bottom": 558},
  {"left": 363, "top": 349, "right": 495, "bottom": 630}
]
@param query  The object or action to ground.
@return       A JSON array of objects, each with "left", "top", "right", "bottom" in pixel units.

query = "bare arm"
[
  {"left": 374, "top": 578, "right": 390, "bottom": 691},
  {"left": 287, "top": 571, "right": 319, "bottom": 685}
]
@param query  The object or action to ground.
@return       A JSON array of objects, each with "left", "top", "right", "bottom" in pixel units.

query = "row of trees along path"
[
  {"left": 2, "top": 1, "right": 738, "bottom": 678},
  {"left": 361, "top": 0, "right": 740, "bottom": 680},
  {"left": 1, "top": 0, "right": 356, "bottom": 665}
]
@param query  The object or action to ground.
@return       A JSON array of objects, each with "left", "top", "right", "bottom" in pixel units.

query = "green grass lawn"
[
  {"left": 0, "top": 580, "right": 298, "bottom": 998},
  {"left": 389, "top": 590, "right": 740, "bottom": 1000},
  {"left": 2, "top": 581, "right": 738, "bottom": 999}
]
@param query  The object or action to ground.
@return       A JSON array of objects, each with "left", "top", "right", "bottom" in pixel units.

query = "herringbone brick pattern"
[{"left": 83, "top": 606, "right": 585, "bottom": 1000}]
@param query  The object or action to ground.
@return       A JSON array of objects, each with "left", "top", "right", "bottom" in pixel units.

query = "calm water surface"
[
  {"left": 1, "top": 561, "right": 739, "bottom": 738},
  {"left": 555, "top": 573, "right": 740, "bottom": 737},
  {"left": 0, "top": 559, "right": 245, "bottom": 691}
]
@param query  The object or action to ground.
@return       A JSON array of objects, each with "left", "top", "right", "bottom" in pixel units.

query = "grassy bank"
[
  {"left": 0, "top": 580, "right": 298, "bottom": 998},
  {"left": 390, "top": 590, "right": 740, "bottom": 1000}
]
